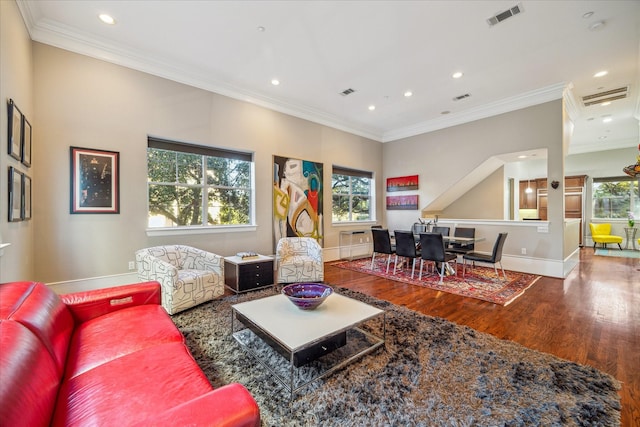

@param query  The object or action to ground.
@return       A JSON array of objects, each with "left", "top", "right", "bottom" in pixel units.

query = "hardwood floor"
[{"left": 324, "top": 248, "right": 639, "bottom": 426}]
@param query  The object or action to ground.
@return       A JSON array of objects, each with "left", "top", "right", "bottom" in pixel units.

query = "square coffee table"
[{"left": 231, "top": 291, "right": 385, "bottom": 399}]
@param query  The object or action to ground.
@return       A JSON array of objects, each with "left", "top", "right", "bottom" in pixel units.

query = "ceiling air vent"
[
  {"left": 453, "top": 93, "right": 471, "bottom": 101},
  {"left": 487, "top": 3, "right": 523, "bottom": 26},
  {"left": 582, "top": 86, "right": 629, "bottom": 107},
  {"left": 340, "top": 88, "right": 356, "bottom": 96}
]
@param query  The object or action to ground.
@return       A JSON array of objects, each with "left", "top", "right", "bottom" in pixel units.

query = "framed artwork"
[
  {"left": 22, "top": 117, "right": 32, "bottom": 167},
  {"left": 273, "top": 155, "right": 324, "bottom": 250},
  {"left": 386, "top": 195, "right": 419, "bottom": 210},
  {"left": 7, "top": 99, "right": 22, "bottom": 161},
  {"left": 70, "top": 146, "right": 120, "bottom": 214},
  {"left": 8, "top": 167, "right": 23, "bottom": 221},
  {"left": 22, "top": 174, "right": 32, "bottom": 220},
  {"left": 387, "top": 175, "right": 419, "bottom": 192}
]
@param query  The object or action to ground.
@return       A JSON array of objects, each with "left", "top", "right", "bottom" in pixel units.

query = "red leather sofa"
[{"left": 0, "top": 281, "right": 260, "bottom": 427}]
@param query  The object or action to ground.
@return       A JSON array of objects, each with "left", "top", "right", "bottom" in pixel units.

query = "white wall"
[{"left": 0, "top": 0, "right": 35, "bottom": 282}]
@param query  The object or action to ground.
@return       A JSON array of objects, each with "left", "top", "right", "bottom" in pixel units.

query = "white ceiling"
[{"left": 16, "top": 0, "right": 640, "bottom": 153}]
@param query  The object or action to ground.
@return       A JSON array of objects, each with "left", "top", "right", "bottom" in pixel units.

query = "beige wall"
[
  {"left": 0, "top": 0, "right": 35, "bottom": 282},
  {"left": 30, "top": 43, "right": 382, "bottom": 283},
  {"left": 441, "top": 166, "right": 505, "bottom": 219},
  {"left": 383, "top": 100, "right": 566, "bottom": 260}
]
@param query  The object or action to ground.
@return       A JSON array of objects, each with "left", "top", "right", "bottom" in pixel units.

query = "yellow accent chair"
[{"left": 589, "top": 223, "right": 623, "bottom": 250}]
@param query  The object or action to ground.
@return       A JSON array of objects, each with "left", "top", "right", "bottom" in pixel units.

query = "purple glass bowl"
[{"left": 281, "top": 283, "right": 333, "bottom": 310}]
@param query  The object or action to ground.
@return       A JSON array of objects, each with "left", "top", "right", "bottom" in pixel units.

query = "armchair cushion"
[
  {"left": 136, "top": 245, "right": 224, "bottom": 315},
  {"left": 276, "top": 237, "right": 324, "bottom": 284}
]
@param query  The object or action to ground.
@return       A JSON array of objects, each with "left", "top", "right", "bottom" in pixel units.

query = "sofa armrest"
[
  {"left": 132, "top": 383, "right": 260, "bottom": 427},
  {"left": 60, "top": 282, "right": 162, "bottom": 323}
]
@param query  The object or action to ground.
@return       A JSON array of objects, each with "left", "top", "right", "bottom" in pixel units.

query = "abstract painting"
[{"left": 273, "top": 156, "right": 323, "bottom": 250}]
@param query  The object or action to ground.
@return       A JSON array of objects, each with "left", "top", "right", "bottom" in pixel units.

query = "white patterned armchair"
[
  {"left": 276, "top": 237, "right": 324, "bottom": 284},
  {"left": 135, "top": 245, "right": 224, "bottom": 315}
]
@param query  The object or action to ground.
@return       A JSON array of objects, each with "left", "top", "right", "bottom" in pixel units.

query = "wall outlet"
[
  {"left": 128, "top": 261, "right": 135, "bottom": 270},
  {"left": 359, "top": 237, "right": 363, "bottom": 243},
  {"left": 521, "top": 248, "right": 527, "bottom": 255}
]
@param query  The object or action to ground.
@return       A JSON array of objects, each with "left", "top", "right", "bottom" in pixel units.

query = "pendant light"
[{"left": 525, "top": 179, "right": 533, "bottom": 194}]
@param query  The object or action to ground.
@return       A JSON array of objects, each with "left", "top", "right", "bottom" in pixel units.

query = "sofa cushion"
[
  {"left": 63, "top": 304, "right": 184, "bottom": 379},
  {"left": 0, "top": 282, "right": 74, "bottom": 376},
  {"left": 52, "top": 342, "right": 215, "bottom": 427},
  {"left": 0, "top": 321, "right": 61, "bottom": 427}
]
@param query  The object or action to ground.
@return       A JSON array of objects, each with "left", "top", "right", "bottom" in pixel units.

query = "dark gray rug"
[{"left": 172, "top": 287, "right": 621, "bottom": 426}]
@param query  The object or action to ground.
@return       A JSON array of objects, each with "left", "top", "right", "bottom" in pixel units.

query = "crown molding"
[
  {"left": 14, "top": 3, "right": 569, "bottom": 145},
  {"left": 382, "top": 82, "right": 567, "bottom": 142}
]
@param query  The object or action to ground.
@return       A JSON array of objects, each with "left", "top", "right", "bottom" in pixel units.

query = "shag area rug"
[
  {"left": 172, "top": 287, "right": 621, "bottom": 426},
  {"left": 332, "top": 257, "right": 540, "bottom": 305},
  {"left": 594, "top": 248, "right": 640, "bottom": 259}
]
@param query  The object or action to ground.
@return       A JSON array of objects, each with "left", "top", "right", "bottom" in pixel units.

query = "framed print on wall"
[
  {"left": 386, "top": 175, "right": 419, "bottom": 192},
  {"left": 386, "top": 195, "right": 419, "bottom": 210},
  {"left": 7, "top": 99, "right": 23, "bottom": 161},
  {"left": 22, "top": 117, "right": 32, "bottom": 167},
  {"left": 8, "top": 166, "right": 22, "bottom": 221},
  {"left": 22, "top": 174, "right": 32, "bottom": 220},
  {"left": 70, "top": 146, "right": 120, "bottom": 214}
]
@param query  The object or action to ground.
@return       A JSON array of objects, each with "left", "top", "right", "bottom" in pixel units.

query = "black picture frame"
[
  {"left": 22, "top": 174, "right": 32, "bottom": 220},
  {"left": 70, "top": 146, "right": 120, "bottom": 214},
  {"left": 8, "top": 167, "right": 22, "bottom": 222},
  {"left": 22, "top": 117, "right": 32, "bottom": 167},
  {"left": 8, "top": 99, "right": 23, "bottom": 161}
]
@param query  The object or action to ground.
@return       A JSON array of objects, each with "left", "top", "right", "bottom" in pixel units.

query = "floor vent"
[
  {"left": 340, "top": 88, "right": 356, "bottom": 96},
  {"left": 582, "top": 86, "right": 629, "bottom": 106},
  {"left": 487, "top": 3, "right": 523, "bottom": 26}
]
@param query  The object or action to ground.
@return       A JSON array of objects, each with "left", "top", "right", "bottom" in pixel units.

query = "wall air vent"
[
  {"left": 581, "top": 86, "right": 629, "bottom": 106},
  {"left": 340, "top": 88, "right": 356, "bottom": 96},
  {"left": 453, "top": 93, "right": 471, "bottom": 101},
  {"left": 487, "top": 3, "right": 523, "bottom": 26}
]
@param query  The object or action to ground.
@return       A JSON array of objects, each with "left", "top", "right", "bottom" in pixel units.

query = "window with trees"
[
  {"left": 592, "top": 176, "right": 639, "bottom": 219},
  {"left": 147, "top": 137, "right": 253, "bottom": 228},
  {"left": 332, "top": 166, "right": 374, "bottom": 222}
]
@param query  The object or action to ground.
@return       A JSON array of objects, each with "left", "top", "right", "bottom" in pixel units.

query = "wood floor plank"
[{"left": 324, "top": 248, "right": 639, "bottom": 426}]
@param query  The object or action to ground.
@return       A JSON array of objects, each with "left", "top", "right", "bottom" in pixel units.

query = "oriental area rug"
[
  {"left": 172, "top": 288, "right": 621, "bottom": 427},
  {"left": 332, "top": 257, "right": 540, "bottom": 306}
]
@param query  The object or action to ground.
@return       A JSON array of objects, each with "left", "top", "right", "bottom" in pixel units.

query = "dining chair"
[
  {"left": 411, "top": 222, "right": 428, "bottom": 235},
  {"left": 371, "top": 228, "right": 395, "bottom": 273},
  {"left": 446, "top": 227, "right": 476, "bottom": 255},
  {"left": 393, "top": 230, "right": 421, "bottom": 279},
  {"left": 418, "top": 233, "right": 457, "bottom": 283},
  {"left": 431, "top": 226, "right": 450, "bottom": 236},
  {"left": 462, "top": 232, "right": 508, "bottom": 280}
]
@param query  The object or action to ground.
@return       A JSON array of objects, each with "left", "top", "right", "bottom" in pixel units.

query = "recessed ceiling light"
[
  {"left": 602, "top": 117, "right": 612, "bottom": 123},
  {"left": 517, "top": 155, "right": 528, "bottom": 159},
  {"left": 271, "top": 79, "right": 280, "bottom": 86},
  {"left": 589, "top": 20, "right": 605, "bottom": 31},
  {"left": 582, "top": 11, "right": 594, "bottom": 19},
  {"left": 404, "top": 91, "right": 413, "bottom": 97},
  {"left": 600, "top": 101, "right": 611, "bottom": 106},
  {"left": 599, "top": 136, "right": 607, "bottom": 140},
  {"left": 257, "top": 26, "right": 266, "bottom": 32},
  {"left": 594, "top": 70, "right": 608, "bottom": 78},
  {"left": 98, "top": 14, "right": 115, "bottom": 25},
  {"left": 368, "top": 105, "right": 376, "bottom": 111},
  {"left": 452, "top": 72, "right": 463, "bottom": 79}
]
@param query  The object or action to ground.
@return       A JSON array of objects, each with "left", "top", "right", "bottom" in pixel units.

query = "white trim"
[
  {"left": 16, "top": 3, "right": 570, "bottom": 145},
  {"left": 382, "top": 83, "right": 566, "bottom": 142},
  {"left": 47, "top": 272, "right": 139, "bottom": 294},
  {"left": 146, "top": 224, "right": 257, "bottom": 237}
]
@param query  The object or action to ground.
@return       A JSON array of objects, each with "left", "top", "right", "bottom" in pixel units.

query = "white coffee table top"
[{"left": 232, "top": 293, "right": 383, "bottom": 351}]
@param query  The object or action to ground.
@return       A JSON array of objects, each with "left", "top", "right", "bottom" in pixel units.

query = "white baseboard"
[{"left": 47, "top": 272, "right": 139, "bottom": 294}]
